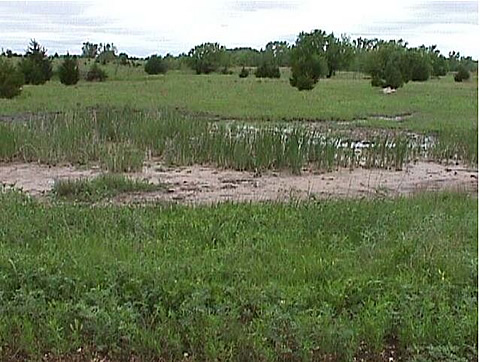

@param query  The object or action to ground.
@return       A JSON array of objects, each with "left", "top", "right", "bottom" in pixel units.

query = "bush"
[
  {"left": 188, "top": 43, "right": 227, "bottom": 74},
  {"left": 0, "top": 58, "right": 24, "bottom": 99},
  {"left": 255, "top": 62, "right": 280, "bottom": 78},
  {"left": 144, "top": 55, "right": 167, "bottom": 75},
  {"left": 85, "top": 63, "right": 107, "bottom": 82},
  {"left": 408, "top": 52, "right": 432, "bottom": 82},
  {"left": 18, "top": 39, "right": 52, "bottom": 85},
  {"left": 384, "top": 59, "right": 404, "bottom": 89},
  {"left": 58, "top": 55, "right": 79, "bottom": 85},
  {"left": 290, "top": 47, "right": 327, "bottom": 91},
  {"left": 454, "top": 65, "right": 470, "bottom": 82},
  {"left": 239, "top": 67, "right": 249, "bottom": 78}
]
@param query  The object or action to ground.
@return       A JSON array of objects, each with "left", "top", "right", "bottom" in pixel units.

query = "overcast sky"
[{"left": 1, "top": 0, "right": 478, "bottom": 58}]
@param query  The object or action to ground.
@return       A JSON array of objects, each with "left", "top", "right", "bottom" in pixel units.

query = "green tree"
[
  {"left": 0, "top": 58, "right": 24, "bottom": 98},
  {"left": 18, "top": 39, "right": 53, "bottom": 85},
  {"left": 289, "top": 45, "right": 328, "bottom": 90},
  {"left": 58, "top": 54, "right": 80, "bottom": 85},
  {"left": 454, "top": 65, "right": 470, "bottom": 82},
  {"left": 265, "top": 41, "right": 291, "bottom": 66},
  {"left": 82, "top": 42, "right": 99, "bottom": 58},
  {"left": 85, "top": 63, "right": 107, "bottom": 82},
  {"left": 255, "top": 61, "right": 280, "bottom": 78},
  {"left": 144, "top": 55, "right": 167, "bottom": 75},
  {"left": 365, "top": 41, "right": 410, "bottom": 89},
  {"left": 295, "top": 30, "right": 353, "bottom": 78},
  {"left": 188, "top": 43, "right": 226, "bottom": 74}
]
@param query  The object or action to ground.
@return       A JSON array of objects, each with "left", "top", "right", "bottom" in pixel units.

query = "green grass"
[
  {"left": 0, "top": 107, "right": 445, "bottom": 173},
  {"left": 0, "top": 70, "right": 476, "bottom": 134},
  {"left": 0, "top": 191, "right": 476, "bottom": 361},
  {"left": 52, "top": 174, "right": 162, "bottom": 202}
]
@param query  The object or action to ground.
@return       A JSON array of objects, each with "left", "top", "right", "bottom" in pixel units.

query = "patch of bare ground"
[{"left": 0, "top": 160, "right": 476, "bottom": 204}]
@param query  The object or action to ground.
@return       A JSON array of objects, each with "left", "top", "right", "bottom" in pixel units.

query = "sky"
[{"left": 0, "top": 0, "right": 478, "bottom": 58}]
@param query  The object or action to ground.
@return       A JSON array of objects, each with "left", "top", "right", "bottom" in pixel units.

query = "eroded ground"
[{"left": 1, "top": 160, "right": 477, "bottom": 204}]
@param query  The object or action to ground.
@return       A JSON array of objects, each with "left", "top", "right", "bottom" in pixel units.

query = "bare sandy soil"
[{"left": 0, "top": 160, "right": 477, "bottom": 204}]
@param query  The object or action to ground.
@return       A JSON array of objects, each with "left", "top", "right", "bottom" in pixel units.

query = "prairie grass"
[
  {"left": 0, "top": 107, "right": 471, "bottom": 173},
  {"left": 0, "top": 191, "right": 476, "bottom": 360},
  {"left": 0, "top": 71, "right": 476, "bottom": 134},
  {"left": 52, "top": 174, "right": 162, "bottom": 202}
]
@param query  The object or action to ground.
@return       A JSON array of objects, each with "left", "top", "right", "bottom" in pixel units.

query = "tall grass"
[{"left": 0, "top": 107, "right": 472, "bottom": 173}]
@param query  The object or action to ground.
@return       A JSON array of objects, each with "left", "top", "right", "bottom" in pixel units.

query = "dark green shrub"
[
  {"left": 290, "top": 47, "right": 327, "bottom": 90},
  {"left": 85, "top": 63, "right": 107, "bottom": 82},
  {"left": 255, "top": 62, "right": 280, "bottom": 78},
  {"left": 408, "top": 52, "right": 432, "bottom": 81},
  {"left": 0, "top": 58, "right": 24, "bottom": 98},
  {"left": 188, "top": 42, "right": 226, "bottom": 74},
  {"left": 431, "top": 54, "right": 448, "bottom": 77},
  {"left": 144, "top": 55, "right": 167, "bottom": 75},
  {"left": 454, "top": 65, "right": 470, "bottom": 82},
  {"left": 239, "top": 67, "right": 249, "bottom": 78},
  {"left": 18, "top": 39, "right": 52, "bottom": 85},
  {"left": 384, "top": 59, "right": 404, "bottom": 89},
  {"left": 58, "top": 55, "right": 80, "bottom": 85}
]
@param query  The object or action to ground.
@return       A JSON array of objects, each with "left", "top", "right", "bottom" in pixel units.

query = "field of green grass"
[
  {"left": 0, "top": 191, "right": 477, "bottom": 361},
  {"left": 1, "top": 67, "right": 477, "bottom": 133},
  {"left": 0, "top": 61, "right": 477, "bottom": 361}
]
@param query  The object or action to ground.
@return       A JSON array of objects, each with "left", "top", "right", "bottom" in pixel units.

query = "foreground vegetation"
[{"left": 0, "top": 191, "right": 476, "bottom": 360}]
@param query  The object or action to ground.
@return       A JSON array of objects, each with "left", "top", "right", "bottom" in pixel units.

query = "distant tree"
[
  {"left": 97, "top": 45, "right": 117, "bottom": 65},
  {"left": 454, "top": 65, "right": 470, "bottom": 82},
  {"left": 144, "top": 55, "right": 167, "bottom": 75},
  {"left": 295, "top": 30, "right": 353, "bottom": 78},
  {"left": 265, "top": 41, "right": 291, "bottom": 66},
  {"left": 228, "top": 47, "right": 262, "bottom": 67},
  {"left": 188, "top": 42, "right": 226, "bottom": 74},
  {"left": 82, "top": 42, "right": 99, "bottom": 58},
  {"left": 0, "top": 58, "right": 24, "bottom": 98},
  {"left": 255, "top": 61, "right": 280, "bottom": 78},
  {"left": 18, "top": 39, "right": 53, "bottom": 85},
  {"left": 290, "top": 45, "right": 328, "bottom": 90},
  {"left": 365, "top": 41, "right": 410, "bottom": 89},
  {"left": 118, "top": 52, "right": 129, "bottom": 66},
  {"left": 403, "top": 49, "right": 432, "bottom": 82},
  {"left": 239, "top": 66, "right": 249, "bottom": 78},
  {"left": 85, "top": 63, "right": 107, "bottom": 82},
  {"left": 58, "top": 54, "right": 80, "bottom": 85}
]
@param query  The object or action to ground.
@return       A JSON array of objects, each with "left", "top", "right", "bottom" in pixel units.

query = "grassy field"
[
  {"left": 1, "top": 66, "right": 476, "bottom": 169},
  {"left": 0, "top": 68, "right": 476, "bottom": 133},
  {"left": 0, "top": 62, "right": 477, "bottom": 361},
  {"left": 0, "top": 191, "right": 477, "bottom": 361}
]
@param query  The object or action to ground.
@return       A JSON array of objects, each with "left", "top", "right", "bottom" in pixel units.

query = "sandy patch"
[{"left": 1, "top": 161, "right": 476, "bottom": 204}]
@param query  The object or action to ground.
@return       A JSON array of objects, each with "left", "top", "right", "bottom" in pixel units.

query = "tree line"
[{"left": 0, "top": 31, "right": 477, "bottom": 98}]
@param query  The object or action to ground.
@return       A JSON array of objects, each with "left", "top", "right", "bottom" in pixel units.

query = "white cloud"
[{"left": 1, "top": 0, "right": 477, "bottom": 57}]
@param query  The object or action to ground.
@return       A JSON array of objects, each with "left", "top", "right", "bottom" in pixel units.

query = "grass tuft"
[{"left": 52, "top": 173, "right": 161, "bottom": 202}]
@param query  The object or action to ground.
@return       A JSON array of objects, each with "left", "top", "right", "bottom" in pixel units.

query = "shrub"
[
  {"left": 18, "top": 39, "right": 52, "bottom": 85},
  {"left": 58, "top": 55, "right": 80, "bottom": 85},
  {"left": 188, "top": 43, "right": 226, "bottom": 74},
  {"left": 0, "top": 58, "right": 24, "bottom": 99},
  {"left": 408, "top": 52, "right": 432, "bottom": 81},
  {"left": 255, "top": 62, "right": 280, "bottom": 78},
  {"left": 85, "top": 63, "right": 107, "bottom": 82},
  {"left": 239, "top": 67, "right": 249, "bottom": 78},
  {"left": 144, "top": 55, "right": 167, "bottom": 75},
  {"left": 384, "top": 59, "right": 404, "bottom": 89},
  {"left": 290, "top": 47, "right": 327, "bottom": 91},
  {"left": 454, "top": 65, "right": 470, "bottom": 82}
]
